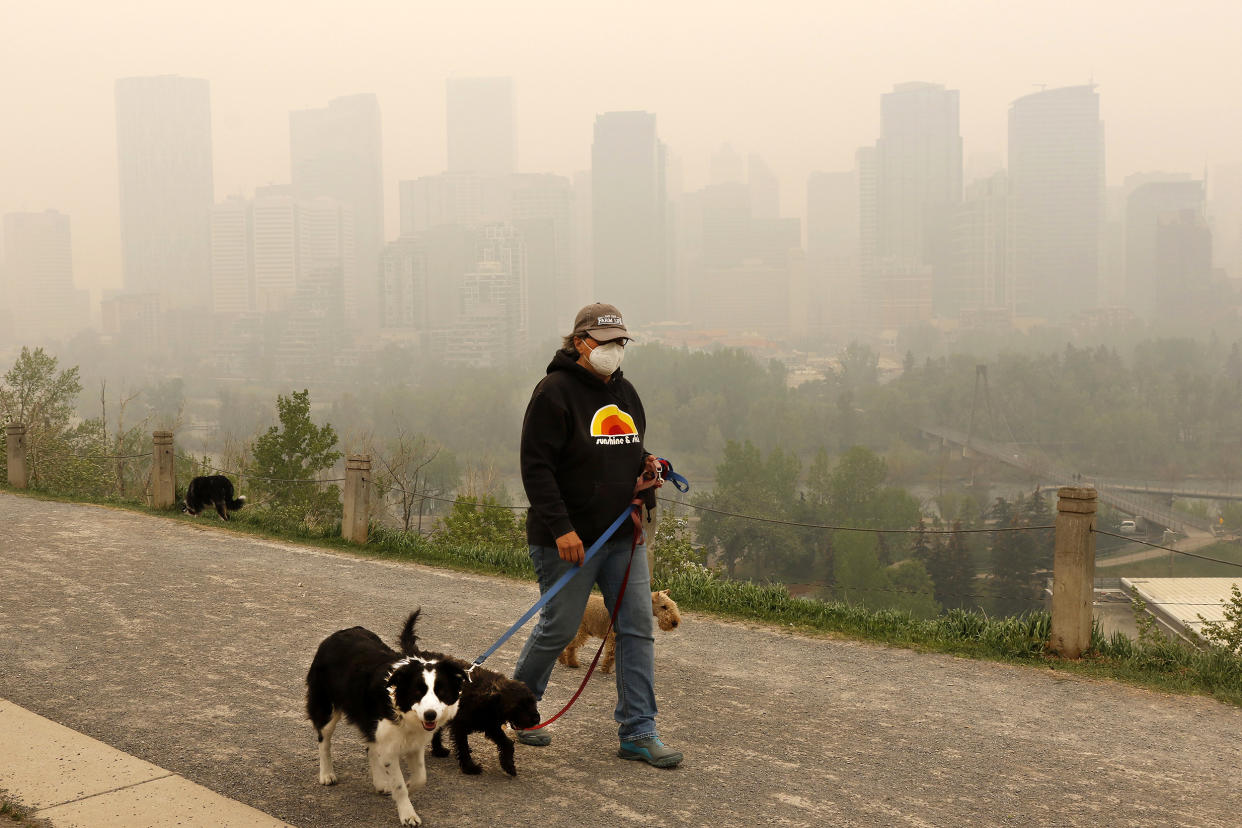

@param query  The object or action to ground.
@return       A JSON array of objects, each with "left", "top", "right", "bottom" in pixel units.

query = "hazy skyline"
[{"left": 4, "top": 0, "right": 1241, "bottom": 299}]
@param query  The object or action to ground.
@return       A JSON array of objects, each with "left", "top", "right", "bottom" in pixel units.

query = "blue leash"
[{"left": 472, "top": 504, "right": 638, "bottom": 667}]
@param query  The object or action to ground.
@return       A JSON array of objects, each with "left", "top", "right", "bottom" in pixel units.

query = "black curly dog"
[{"left": 397, "top": 611, "right": 540, "bottom": 776}]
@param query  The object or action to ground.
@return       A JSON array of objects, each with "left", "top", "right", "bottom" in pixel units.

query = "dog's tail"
[
  {"left": 228, "top": 495, "right": 246, "bottom": 511},
  {"left": 398, "top": 609, "right": 422, "bottom": 655}
]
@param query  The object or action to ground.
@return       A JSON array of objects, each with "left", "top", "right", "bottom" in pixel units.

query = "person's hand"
[
  {"left": 643, "top": 455, "right": 661, "bottom": 477},
  {"left": 555, "top": 530, "right": 586, "bottom": 566}
]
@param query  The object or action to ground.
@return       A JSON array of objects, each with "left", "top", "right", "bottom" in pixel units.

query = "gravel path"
[{"left": 2, "top": 491, "right": 1240, "bottom": 828}]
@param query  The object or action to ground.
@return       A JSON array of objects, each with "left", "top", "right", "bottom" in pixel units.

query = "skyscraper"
[
  {"left": 1, "top": 210, "right": 88, "bottom": 344},
  {"left": 446, "top": 77, "right": 515, "bottom": 177},
  {"left": 806, "top": 170, "right": 860, "bottom": 335},
  {"left": 290, "top": 94, "right": 384, "bottom": 326},
  {"left": 251, "top": 187, "right": 298, "bottom": 311},
  {"left": 209, "top": 197, "right": 252, "bottom": 315},
  {"left": 591, "top": 112, "right": 668, "bottom": 323},
  {"left": 115, "top": 75, "right": 214, "bottom": 310},
  {"left": 748, "top": 154, "right": 780, "bottom": 220},
  {"left": 399, "top": 173, "right": 484, "bottom": 235},
  {"left": 511, "top": 174, "right": 574, "bottom": 343},
  {"left": 1008, "top": 85, "right": 1104, "bottom": 319},
  {"left": 1126, "top": 179, "right": 1206, "bottom": 318},
  {"left": 874, "top": 82, "right": 962, "bottom": 314},
  {"left": 949, "top": 172, "right": 1015, "bottom": 313}
]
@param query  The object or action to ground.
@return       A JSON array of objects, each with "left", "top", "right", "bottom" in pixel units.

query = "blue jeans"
[{"left": 513, "top": 537, "right": 659, "bottom": 742}]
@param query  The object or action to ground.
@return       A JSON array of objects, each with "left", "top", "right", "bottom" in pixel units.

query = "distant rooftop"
[{"left": 1122, "top": 577, "right": 1240, "bottom": 642}]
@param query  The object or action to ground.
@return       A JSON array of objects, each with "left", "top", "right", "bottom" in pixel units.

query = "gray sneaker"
[
  {"left": 515, "top": 728, "right": 551, "bottom": 747},
  {"left": 618, "top": 737, "right": 683, "bottom": 768}
]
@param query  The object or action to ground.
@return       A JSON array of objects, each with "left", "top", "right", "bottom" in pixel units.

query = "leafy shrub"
[
  {"left": 650, "top": 509, "right": 713, "bottom": 584},
  {"left": 433, "top": 495, "right": 525, "bottom": 551}
]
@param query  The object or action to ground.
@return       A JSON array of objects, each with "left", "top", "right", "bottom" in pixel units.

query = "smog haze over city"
[{"left": 5, "top": 0, "right": 1242, "bottom": 523}]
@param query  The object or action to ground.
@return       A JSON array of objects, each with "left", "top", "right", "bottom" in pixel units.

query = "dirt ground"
[{"left": 2, "top": 491, "right": 1240, "bottom": 827}]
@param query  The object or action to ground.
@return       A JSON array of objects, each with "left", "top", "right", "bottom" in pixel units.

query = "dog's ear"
[{"left": 659, "top": 589, "right": 670, "bottom": 598}]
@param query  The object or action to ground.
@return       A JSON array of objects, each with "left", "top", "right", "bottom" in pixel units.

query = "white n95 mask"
[{"left": 588, "top": 342, "right": 625, "bottom": 375}]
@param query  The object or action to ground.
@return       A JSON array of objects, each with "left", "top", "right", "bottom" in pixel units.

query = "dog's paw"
[
  {"left": 397, "top": 802, "right": 421, "bottom": 826},
  {"left": 462, "top": 762, "right": 483, "bottom": 775},
  {"left": 318, "top": 770, "right": 337, "bottom": 785},
  {"left": 501, "top": 761, "right": 518, "bottom": 777},
  {"left": 431, "top": 744, "right": 450, "bottom": 758}
]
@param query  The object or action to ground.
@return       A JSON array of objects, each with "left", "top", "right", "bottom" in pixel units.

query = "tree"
[
  {"left": 1197, "top": 584, "right": 1242, "bottom": 654},
  {"left": 828, "top": 446, "right": 887, "bottom": 523},
  {"left": 248, "top": 389, "right": 342, "bottom": 526},
  {"left": 925, "top": 521, "right": 976, "bottom": 610},
  {"left": 374, "top": 429, "right": 459, "bottom": 533},
  {"left": 886, "top": 559, "right": 941, "bottom": 618},
  {"left": 830, "top": 532, "right": 889, "bottom": 607},
  {"left": 988, "top": 494, "right": 1044, "bottom": 615},
  {"left": 0, "top": 347, "right": 83, "bottom": 486},
  {"left": 838, "top": 342, "right": 879, "bottom": 390},
  {"left": 696, "top": 440, "right": 805, "bottom": 580}
]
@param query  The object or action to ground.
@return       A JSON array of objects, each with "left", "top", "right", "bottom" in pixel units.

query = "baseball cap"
[{"left": 573, "top": 302, "right": 631, "bottom": 343}]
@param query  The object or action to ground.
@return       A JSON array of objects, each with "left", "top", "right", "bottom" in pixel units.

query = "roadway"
[{"left": 2, "top": 492, "right": 1240, "bottom": 827}]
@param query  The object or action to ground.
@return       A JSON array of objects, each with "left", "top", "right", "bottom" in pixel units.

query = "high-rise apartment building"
[
  {"left": 511, "top": 173, "right": 574, "bottom": 342},
  {"left": 210, "top": 197, "right": 252, "bottom": 315},
  {"left": 115, "top": 75, "right": 214, "bottom": 310},
  {"left": 399, "top": 173, "right": 484, "bottom": 235},
  {"left": 381, "top": 237, "right": 429, "bottom": 331},
  {"left": 290, "top": 94, "right": 383, "bottom": 326},
  {"left": 806, "top": 170, "right": 860, "bottom": 336},
  {"left": 592, "top": 112, "right": 668, "bottom": 324},
  {"left": 748, "top": 154, "right": 780, "bottom": 220},
  {"left": 1, "top": 210, "right": 88, "bottom": 344},
  {"left": 446, "top": 77, "right": 515, "bottom": 177},
  {"left": 252, "top": 187, "right": 299, "bottom": 311},
  {"left": 874, "top": 82, "right": 963, "bottom": 315},
  {"left": 1008, "top": 85, "right": 1104, "bottom": 320},
  {"left": 572, "top": 171, "right": 593, "bottom": 308},
  {"left": 949, "top": 172, "right": 1015, "bottom": 313},
  {"left": 215, "top": 187, "right": 355, "bottom": 326},
  {"left": 1126, "top": 179, "right": 1206, "bottom": 318},
  {"left": 1210, "top": 163, "right": 1242, "bottom": 282}
]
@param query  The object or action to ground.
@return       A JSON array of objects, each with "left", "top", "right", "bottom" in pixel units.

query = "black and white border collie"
[
  {"left": 182, "top": 475, "right": 246, "bottom": 520},
  {"left": 306, "top": 623, "right": 467, "bottom": 827}
]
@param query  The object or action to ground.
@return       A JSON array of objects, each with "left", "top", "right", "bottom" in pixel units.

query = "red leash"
[{"left": 526, "top": 501, "right": 645, "bottom": 730}]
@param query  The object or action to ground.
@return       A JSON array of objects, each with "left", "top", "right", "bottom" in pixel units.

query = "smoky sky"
[{"left": 3, "top": 0, "right": 1240, "bottom": 297}]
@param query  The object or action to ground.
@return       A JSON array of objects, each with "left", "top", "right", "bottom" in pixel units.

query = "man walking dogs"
[{"left": 512, "top": 303, "right": 683, "bottom": 768}]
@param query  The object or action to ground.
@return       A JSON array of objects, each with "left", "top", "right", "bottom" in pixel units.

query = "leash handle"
[
  {"left": 655, "top": 457, "right": 690, "bottom": 493},
  {"left": 526, "top": 505, "right": 644, "bottom": 730},
  {"left": 472, "top": 503, "right": 638, "bottom": 667}
]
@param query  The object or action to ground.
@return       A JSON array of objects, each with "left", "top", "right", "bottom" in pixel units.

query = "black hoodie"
[{"left": 521, "top": 349, "right": 647, "bottom": 547}]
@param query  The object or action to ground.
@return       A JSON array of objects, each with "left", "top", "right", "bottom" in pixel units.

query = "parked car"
[{"left": 1118, "top": 519, "right": 1138, "bottom": 535}]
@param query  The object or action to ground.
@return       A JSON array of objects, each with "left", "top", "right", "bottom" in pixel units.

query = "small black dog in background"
[{"left": 183, "top": 475, "right": 246, "bottom": 520}]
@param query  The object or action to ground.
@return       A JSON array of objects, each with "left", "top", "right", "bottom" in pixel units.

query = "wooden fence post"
[
  {"left": 1051, "top": 486, "right": 1097, "bottom": 658},
  {"left": 343, "top": 454, "right": 371, "bottom": 544},
  {"left": 6, "top": 423, "right": 29, "bottom": 489},
  {"left": 152, "top": 431, "right": 175, "bottom": 509}
]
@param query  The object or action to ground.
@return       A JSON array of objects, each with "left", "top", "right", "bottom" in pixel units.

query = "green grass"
[
  {"left": 0, "top": 796, "right": 50, "bottom": 826},
  {"left": 4, "top": 483, "right": 1241, "bottom": 707}
]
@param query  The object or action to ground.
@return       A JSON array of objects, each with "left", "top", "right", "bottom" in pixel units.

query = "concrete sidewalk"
[{"left": 0, "top": 698, "right": 292, "bottom": 827}]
